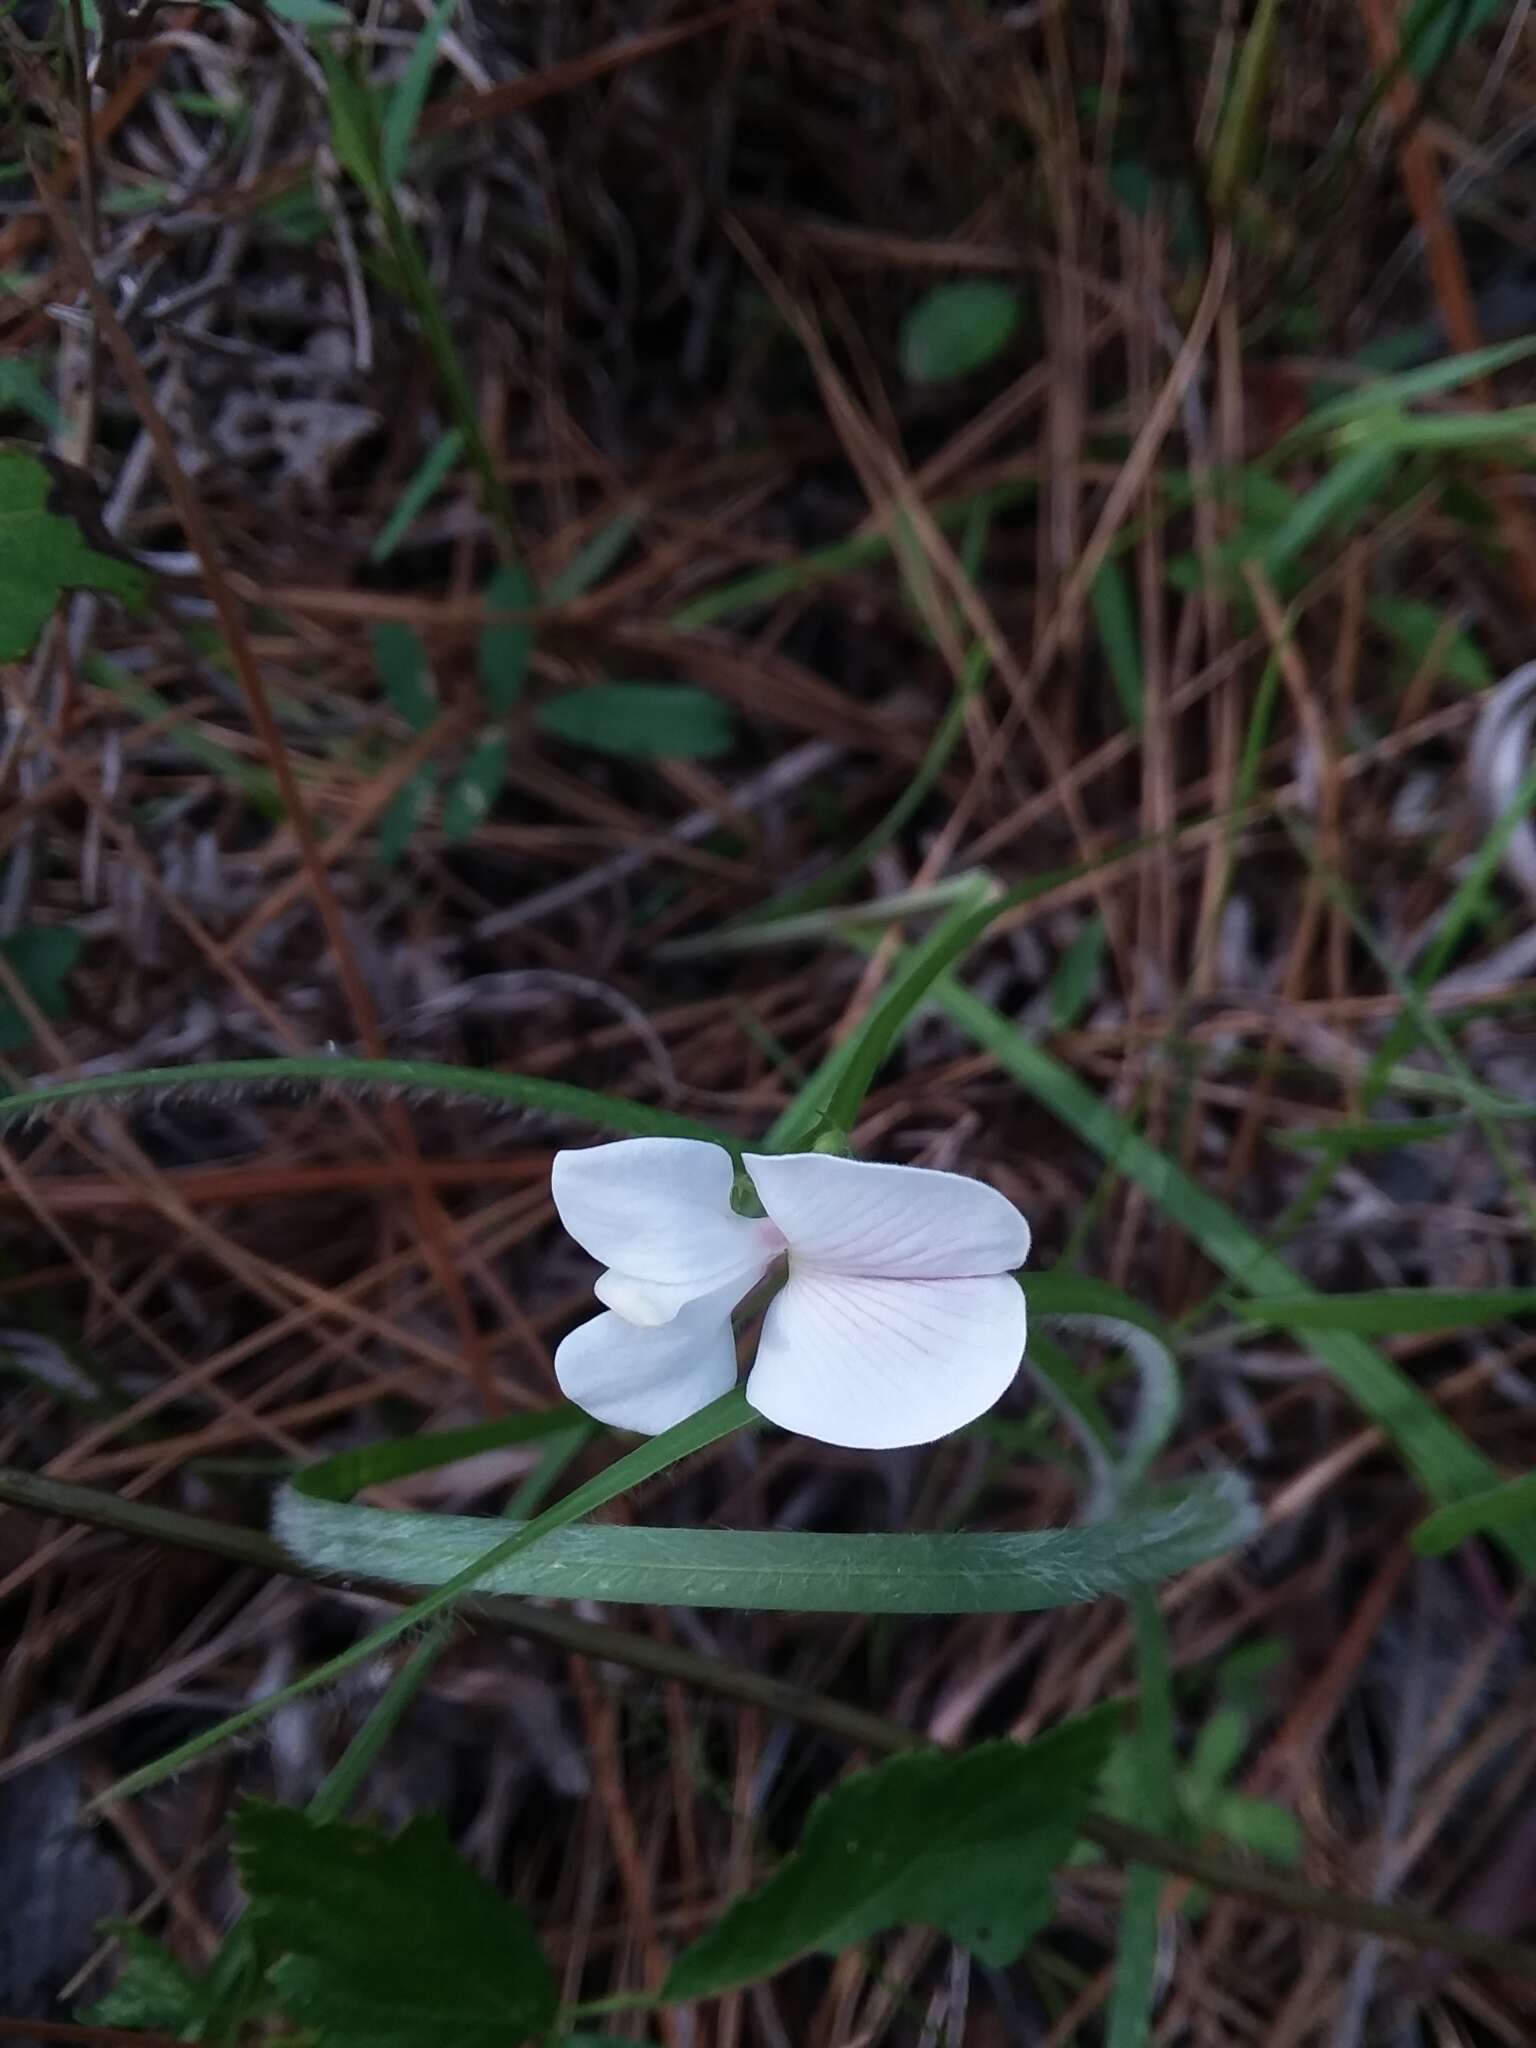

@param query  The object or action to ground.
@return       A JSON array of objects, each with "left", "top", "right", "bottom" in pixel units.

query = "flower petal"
[
  {"left": 744, "top": 1269, "right": 1026, "bottom": 1448},
  {"left": 554, "top": 1138, "right": 780, "bottom": 1324},
  {"left": 743, "top": 1151, "right": 1029, "bottom": 1280},
  {"left": 555, "top": 1291, "right": 741, "bottom": 1434}
]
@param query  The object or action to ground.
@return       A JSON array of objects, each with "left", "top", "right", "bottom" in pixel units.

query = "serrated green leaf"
[
  {"left": 0, "top": 448, "right": 149, "bottom": 659},
  {"left": 377, "top": 766, "right": 438, "bottom": 868},
  {"left": 664, "top": 1714, "right": 1115, "bottom": 1999},
  {"left": 478, "top": 563, "right": 536, "bottom": 713},
  {"left": 0, "top": 924, "right": 81, "bottom": 1051},
  {"left": 899, "top": 281, "right": 1023, "bottom": 384},
  {"left": 82, "top": 1925, "right": 218, "bottom": 2037},
  {"left": 234, "top": 1802, "right": 557, "bottom": 2048},
  {"left": 372, "top": 620, "right": 436, "bottom": 732},
  {"left": 441, "top": 730, "right": 509, "bottom": 839},
  {"left": 537, "top": 681, "right": 736, "bottom": 759}
]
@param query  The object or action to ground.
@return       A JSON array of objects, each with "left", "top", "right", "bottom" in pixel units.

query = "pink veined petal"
[
  {"left": 554, "top": 1138, "right": 781, "bottom": 1324},
  {"left": 742, "top": 1151, "right": 1030, "bottom": 1281},
  {"left": 744, "top": 1269, "right": 1026, "bottom": 1449},
  {"left": 554, "top": 1291, "right": 742, "bottom": 1434}
]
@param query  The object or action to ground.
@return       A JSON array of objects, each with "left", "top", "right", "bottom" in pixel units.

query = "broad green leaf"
[
  {"left": 1238, "top": 1288, "right": 1536, "bottom": 1335},
  {"left": 441, "top": 730, "right": 509, "bottom": 839},
  {"left": 899, "top": 281, "right": 1023, "bottom": 384},
  {"left": 0, "top": 358, "right": 61, "bottom": 431},
  {"left": 0, "top": 924, "right": 81, "bottom": 1051},
  {"left": 537, "top": 681, "right": 736, "bottom": 759},
  {"left": 1370, "top": 596, "right": 1491, "bottom": 691},
  {"left": 376, "top": 766, "right": 437, "bottom": 867},
  {"left": 274, "top": 1467, "right": 1256, "bottom": 1612},
  {"left": 478, "top": 563, "right": 536, "bottom": 713},
  {"left": 235, "top": 1803, "right": 556, "bottom": 2048},
  {"left": 82, "top": 1925, "right": 218, "bottom": 2036},
  {"left": 1415, "top": 1472, "right": 1536, "bottom": 1555},
  {"left": 372, "top": 620, "right": 436, "bottom": 732},
  {"left": 664, "top": 1714, "right": 1115, "bottom": 1999},
  {"left": 0, "top": 447, "right": 149, "bottom": 659}
]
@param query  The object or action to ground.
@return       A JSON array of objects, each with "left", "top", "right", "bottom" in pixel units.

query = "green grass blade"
[
  {"left": 94, "top": 1391, "right": 757, "bottom": 1806},
  {"left": 1414, "top": 1473, "right": 1536, "bottom": 1556},
  {"left": 1237, "top": 1288, "right": 1536, "bottom": 1334},
  {"left": 1290, "top": 336, "right": 1536, "bottom": 440},
  {"left": 928, "top": 977, "right": 1536, "bottom": 1568},
  {"left": 381, "top": 0, "right": 458, "bottom": 185},
  {"left": 369, "top": 427, "right": 465, "bottom": 564},
  {"left": 0, "top": 1055, "right": 739, "bottom": 1152}
]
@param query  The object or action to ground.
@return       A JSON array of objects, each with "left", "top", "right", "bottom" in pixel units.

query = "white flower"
[{"left": 550, "top": 1137, "right": 1030, "bottom": 1449}]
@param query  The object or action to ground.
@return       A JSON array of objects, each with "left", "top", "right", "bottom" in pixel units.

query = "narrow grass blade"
[
  {"left": 928, "top": 977, "right": 1536, "bottom": 1569},
  {"left": 1414, "top": 1474, "right": 1536, "bottom": 1556},
  {"left": 381, "top": 0, "right": 458, "bottom": 186},
  {"left": 369, "top": 427, "right": 465, "bottom": 564},
  {"left": 1238, "top": 1288, "right": 1536, "bottom": 1334},
  {"left": 92, "top": 1391, "right": 757, "bottom": 1805},
  {"left": 0, "top": 1054, "right": 739, "bottom": 1152}
]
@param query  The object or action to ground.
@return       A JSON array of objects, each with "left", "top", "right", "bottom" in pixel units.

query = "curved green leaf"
[{"left": 275, "top": 1468, "right": 1256, "bottom": 1613}]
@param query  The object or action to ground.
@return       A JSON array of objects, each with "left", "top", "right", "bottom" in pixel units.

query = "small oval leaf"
[
  {"left": 537, "top": 681, "right": 736, "bottom": 760},
  {"left": 899, "top": 281, "right": 1023, "bottom": 384}
]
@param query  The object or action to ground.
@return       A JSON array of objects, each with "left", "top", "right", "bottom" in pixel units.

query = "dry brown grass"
[{"left": 5, "top": 2, "right": 1536, "bottom": 2041}]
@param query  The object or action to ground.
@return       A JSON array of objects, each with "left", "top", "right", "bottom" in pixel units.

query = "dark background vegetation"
[{"left": 4, "top": 0, "right": 1536, "bottom": 2040}]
